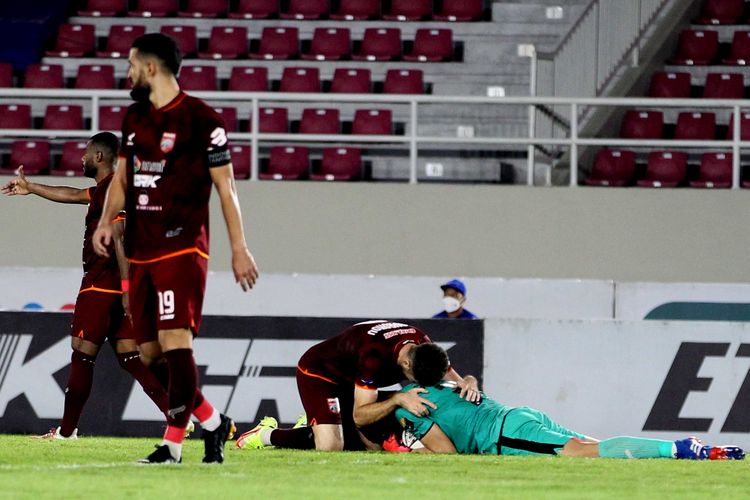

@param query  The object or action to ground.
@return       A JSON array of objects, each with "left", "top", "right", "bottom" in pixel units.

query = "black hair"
[
  {"left": 89, "top": 132, "right": 119, "bottom": 163},
  {"left": 131, "top": 33, "right": 182, "bottom": 76},
  {"left": 411, "top": 343, "right": 450, "bottom": 387}
]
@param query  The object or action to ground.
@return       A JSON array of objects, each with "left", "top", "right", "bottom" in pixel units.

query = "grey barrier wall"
[{"left": 0, "top": 312, "right": 484, "bottom": 437}]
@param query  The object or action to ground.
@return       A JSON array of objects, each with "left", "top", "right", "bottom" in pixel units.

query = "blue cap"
[{"left": 440, "top": 279, "right": 466, "bottom": 296}]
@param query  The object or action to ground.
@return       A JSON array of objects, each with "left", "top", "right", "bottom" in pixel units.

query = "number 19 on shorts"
[{"left": 158, "top": 290, "right": 175, "bottom": 320}]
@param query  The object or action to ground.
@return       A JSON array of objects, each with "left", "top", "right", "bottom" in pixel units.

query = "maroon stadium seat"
[
  {"left": 0, "top": 104, "right": 32, "bottom": 129},
  {"left": 230, "top": 0, "right": 278, "bottom": 19},
  {"left": 250, "top": 27, "right": 299, "bottom": 60},
  {"left": 24, "top": 64, "right": 64, "bottom": 88},
  {"left": 178, "top": 0, "right": 228, "bottom": 17},
  {"left": 583, "top": 149, "right": 636, "bottom": 187},
  {"left": 302, "top": 27, "right": 351, "bottom": 61},
  {"left": 668, "top": 29, "right": 719, "bottom": 65},
  {"left": 1, "top": 140, "right": 51, "bottom": 175},
  {"left": 161, "top": 25, "right": 198, "bottom": 57},
  {"left": 0, "top": 63, "right": 12, "bottom": 87},
  {"left": 299, "top": 108, "right": 340, "bottom": 134},
  {"left": 353, "top": 28, "right": 402, "bottom": 61},
  {"left": 727, "top": 111, "right": 750, "bottom": 139},
  {"left": 620, "top": 110, "right": 663, "bottom": 139},
  {"left": 79, "top": 0, "right": 128, "bottom": 16},
  {"left": 649, "top": 71, "right": 691, "bottom": 98},
  {"left": 75, "top": 64, "right": 116, "bottom": 89},
  {"left": 723, "top": 31, "right": 750, "bottom": 65},
  {"left": 384, "top": 0, "right": 432, "bottom": 20},
  {"left": 262, "top": 146, "right": 309, "bottom": 180},
  {"left": 199, "top": 26, "right": 248, "bottom": 60},
  {"left": 43, "top": 105, "right": 84, "bottom": 130},
  {"left": 433, "top": 0, "right": 483, "bottom": 21},
  {"left": 46, "top": 24, "right": 96, "bottom": 57},
  {"left": 214, "top": 106, "right": 238, "bottom": 132},
  {"left": 178, "top": 66, "right": 217, "bottom": 90},
  {"left": 53, "top": 141, "right": 87, "bottom": 177},
  {"left": 281, "top": 0, "right": 330, "bottom": 19},
  {"left": 637, "top": 151, "right": 688, "bottom": 188},
  {"left": 696, "top": 0, "right": 745, "bottom": 24},
  {"left": 690, "top": 152, "right": 732, "bottom": 188},
  {"left": 331, "top": 0, "right": 379, "bottom": 20},
  {"left": 352, "top": 109, "right": 392, "bottom": 135},
  {"left": 97, "top": 25, "right": 146, "bottom": 58},
  {"left": 311, "top": 147, "right": 362, "bottom": 181},
  {"left": 404, "top": 28, "right": 453, "bottom": 62},
  {"left": 230, "top": 144, "right": 251, "bottom": 179},
  {"left": 98, "top": 105, "right": 128, "bottom": 132},
  {"left": 280, "top": 67, "right": 320, "bottom": 92},
  {"left": 228, "top": 66, "right": 269, "bottom": 91},
  {"left": 703, "top": 72, "right": 744, "bottom": 99},
  {"left": 383, "top": 69, "right": 424, "bottom": 94},
  {"left": 252, "top": 107, "right": 288, "bottom": 133},
  {"left": 129, "top": 0, "right": 179, "bottom": 16},
  {"left": 331, "top": 68, "right": 371, "bottom": 93},
  {"left": 674, "top": 111, "right": 716, "bottom": 140}
]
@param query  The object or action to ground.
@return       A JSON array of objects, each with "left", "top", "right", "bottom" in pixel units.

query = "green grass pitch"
[{"left": 0, "top": 434, "right": 746, "bottom": 499}]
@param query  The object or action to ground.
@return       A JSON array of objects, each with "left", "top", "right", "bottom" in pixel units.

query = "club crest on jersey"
[
  {"left": 327, "top": 398, "right": 341, "bottom": 415},
  {"left": 160, "top": 132, "right": 177, "bottom": 153}
]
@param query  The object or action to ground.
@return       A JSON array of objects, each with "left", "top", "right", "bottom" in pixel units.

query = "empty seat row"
[
  {"left": 695, "top": 0, "right": 746, "bottom": 25},
  {"left": 650, "top": 71, "right": 749, "bottom": 98},
  {"left": 620, "top": 109, "right": 750, "bottom": 140},
  {"left": 667, "top": 29, "right": 750, "bottom": 65},
  {"left": 48, "top": 24, "right": 455, "bottom": 62},
  {"left": 77, "top": 0, "right": 484, "bottom": 22}
]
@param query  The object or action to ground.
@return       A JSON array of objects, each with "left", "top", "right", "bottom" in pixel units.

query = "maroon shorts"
[
  {"left": 296, "top": 367, "right": 353, "bottom": 427},
  {"left": 70, "top": 289, "right": 134, "bottom": 345},
  {"left": 129, "top": 251, "right": 208, "bottom": 344}
]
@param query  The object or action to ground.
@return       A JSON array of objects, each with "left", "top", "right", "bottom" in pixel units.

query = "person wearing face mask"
[{"left": 432, "top": 279, "right": 477, "bottom": 319}]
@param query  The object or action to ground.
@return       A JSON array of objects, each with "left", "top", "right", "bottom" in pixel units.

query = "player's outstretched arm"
[
  {"left": 1, "top": 166, "right": 89, "bottom": 204},
  {"left": 93, "top": 157, "right": 127, "bottom": 256},
  {"left": 444, "top": 369, "right": 481, "bottom": 402},
  {"left": 210, "top": 163, "right": 259, "bottom": 291}
]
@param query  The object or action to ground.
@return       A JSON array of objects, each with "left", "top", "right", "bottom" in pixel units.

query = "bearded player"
[{"left": 93, "top": 33, "right": 259, "bottom": 464}]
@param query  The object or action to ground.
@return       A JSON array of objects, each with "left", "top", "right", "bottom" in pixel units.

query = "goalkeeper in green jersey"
[{"left": 394, "top": 344, "right": 744, "bottom": 460}]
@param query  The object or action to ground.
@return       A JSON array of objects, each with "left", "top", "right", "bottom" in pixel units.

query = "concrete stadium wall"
[{"left": 1, "top": 176, "right": 748, "bottom": 283}]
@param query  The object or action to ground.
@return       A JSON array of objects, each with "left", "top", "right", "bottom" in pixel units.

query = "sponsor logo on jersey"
[
  {"left": 138, "top": 193, "right": 149, "bottom": 206},
  {"left": 327, "top": 398, "right": 341, "bottom": 415},
  {"left": 160, "top": 132, "right": 176, "bottom": 153},
  {"left": 210, "top": 127, "right": 227, "bottom": 148},
  {"left": 133, "top": 174, "right": 161, "bottom": 188},
  {"left": 165, "top": 228, "right": 182, "bottom": 238},
  {"left": 127, "top": 132, "right": 135, "bottom": 146},
  {"left": 139, "top": 160, "right": 166, "bottom": 173}
]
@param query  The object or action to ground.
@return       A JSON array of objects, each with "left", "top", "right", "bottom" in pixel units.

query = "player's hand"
[
  {"left": 398, "top": 387, "right": 437, "bottom": 416},
  {"left": 457, "top": 375, "right": 481, "bottom": 403},
  {"left": 121, "top": 291, "right": 132, "bottom": 322},
  {"left": 232, "top": 246, "right": 259, "bottom": 291},
  {"left": 93, "top": 223, "right": 113, "bottom": 257},
  {"left": 1, "top": 165, "right": 30, "bottom": 196}
]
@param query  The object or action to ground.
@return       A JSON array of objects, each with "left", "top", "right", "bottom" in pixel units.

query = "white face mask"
[{"left": 442, "top": 296, "right": 462, "bottom": 313}]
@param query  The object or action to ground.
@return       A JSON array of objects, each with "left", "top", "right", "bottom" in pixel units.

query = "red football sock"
[
  {"left": 163, "top": 348, "right": 198, "bottom": 433},
  {"left": 117, "top": 351, "right": 169, "bottom": 415},
  {"left": 270, "top": 427, "right": 315, "bottom": 449},
  {"left": 60, "top": 350, "right": 96, "bottom": 437}
]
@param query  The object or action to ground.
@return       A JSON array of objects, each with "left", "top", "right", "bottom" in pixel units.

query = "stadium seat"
[
  {"left": 46, "top": 24, "right": 96, "bottom": 57},
  {"left": 0, "top": 63, "right": 12, "bottom": 87},
  {"left": 250, "top": 27, "right": 299, "bottom": 60},
  {"left": 1, "top": 141, "right": 51, "bottom": 175},
  {"left": 199, "top": 26, "right": 248, "bottom": 60},
  {"left": 383, "top": 69, "right": 424, "bottom": 94},
  {"left": 228, "top": 66, "right": 268, "bottom": 91},
  {"left": 352, "top": 109, "right": 392, "bottom": 135},
  {"left": 330, "top": 68, "right": 371, "bottom": 93},
  {"left": 727, "top": 111, "right": 750, "bottom": 139},
  {"left": 674, "top": 111, "right": 716, "bottom": 140},
  {"left": 690, "top": 152, "right": 732, "bottom": 188},
  {"left": 668, "top": 29, "right": 719, "bottom": 65},
  {"left": 75, "top": 64, "right": 116, "bottom": 89},
  {"left": 262, "top": 146, "right": 309, "bottom": 180},
  {"left": 98, "top": 105, "right": 128, "bottom": 132},
  {"left": 178, "top": 66, "right": 217, "bottom": 90},
  {"left": 97, "top": 25, "right": 146, "bottom": 57},
  {"left": 583, "top": 149, "right": 636, "bottom": 187},
  {"left": 648, "top": 71, "right": 691, "bottom": 98},
  {"left": 619, "top": 110, "right": 663, "bottom": 139},
  {"left": 129, "top": 0, "right": 178, "bottom": 16},
  {"left": 78, "top": 0, "right": 127, "bottom": 16},
  {"left": 253, "top": 107, "right": 288, "bottom": 133},
  {"left": 179, "top": 0, "right": 228, "bottom": 17},
  {"left": 404, "top": 29, "right": 454, "bottom": 62},
  {"left": 53, "top": 141, "right": 87, "bottom": 177},
  {"left": 281, "top": 0, "right": 330, "bottom": 19},
  {"left": 433, "top": 0, "right": 483, "bottom": 21},
  {"left": 695, "top": 0, "right": 745, "bottom": 24},
  {"left": 384, "top": 0, "right": 432, "bottom": 20},
  {"left": 24, "top": 64, "right": 64, "bottom": 88},
  {"left": 723, "top": 31, "right": 750, "bottom": 65},
  {"left": 0, "top": 104, "right": 32, "bottom": 129},
  {"left": 161, "top": 25, "right": 198, "bottom": 58},
  {"left": 331, "top": 0, "right": 379, "bottom": 20},
  {"left": 353, "top": 28, "right": 402, "bottom": 61},
  {"left": 230, "top": 144, "right": 251, "bottom": 179},
  {"left": 230, "top": 0, "right": 278, "bottom": 19},
  {"left": 637, "top": 151, "right": 688, "bottom": 187},
  {"left": 299, "top": 108, "right": 340, "bottom": 134},
  {"left": 43, "top": 105, "right": 84, "bottom": 130},
  {"left": 214, "top": 106, "right": 238, "bottom": 132},
  {"left": 302, "top": 27, "right": 351, "bottom": 61},
  {"left": 703, "top": 72, "right": 744, "bottom": 98},
  {"left": 280, "top": 67, "right": 320, "bottom": 92},
  {"left": 311, "top": 147, "right": 362, "bottom": 181}
]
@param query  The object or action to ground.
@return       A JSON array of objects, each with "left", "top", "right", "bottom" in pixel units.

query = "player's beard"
[
  {"left": 82, "top": 159, "right": 97, "bottom": 179},
  {"left": 129, "top": 82, "right": 151, "bottom": 104}
]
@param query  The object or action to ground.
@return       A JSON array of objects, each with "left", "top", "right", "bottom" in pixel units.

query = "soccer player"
[
  {"left": 235, "top": 320, "right": 480, "bottom": 452},
  {"left": 92, "top": 33, "right": 259, "bottom": 464},
  {"left": 394, "top": 343, "right": 745, "bottom": 460},
  {"left": 1, "top": 132, "right": 169, "bottom": 439}
]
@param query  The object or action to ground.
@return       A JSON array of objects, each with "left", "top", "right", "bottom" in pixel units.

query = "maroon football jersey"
[
  {"left": 119, "top": 92, "right": 231, "bottom": 261},
  {"left": 298, "top": 320, "right": 432, "bottom": 390},
  {"left": 80, "top": 172, "right": 121, "bottom": 291}
]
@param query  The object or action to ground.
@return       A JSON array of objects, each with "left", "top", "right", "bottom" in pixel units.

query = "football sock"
[
  {"left": 193, "top": 391, "right": 221, "bottom": 432},
  {"left": 117, "top": 351, "right": 169, "bottom": 415},
  {"left": 269, "top": 427, "right": 315, "bottom": 449},
  {"left": 163, "top": 349, "right": 197, "bottom": 430},
  {"left": 150, "top": 359, "right": 170, "bottom": 390},
  {"left": 598, "top": 436, "right": 676, "bottom": 459},
  {"left": 60, "top": 350, "right": 96, "bottom": 437}
]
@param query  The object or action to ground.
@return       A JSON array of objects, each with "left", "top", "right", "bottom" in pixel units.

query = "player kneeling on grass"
[{"left": 393, "top": 344, "right": 744, "bottom": 460}]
